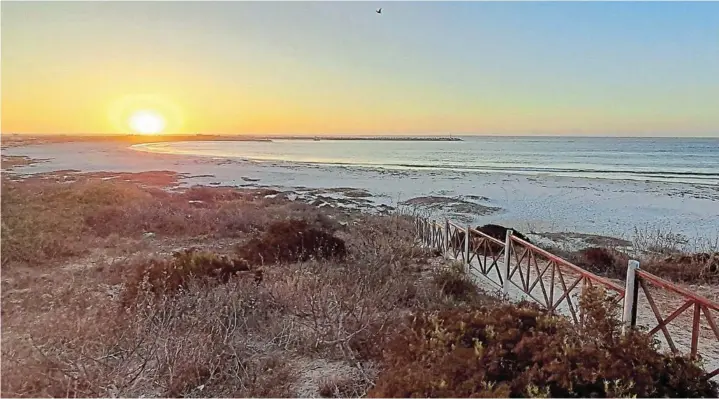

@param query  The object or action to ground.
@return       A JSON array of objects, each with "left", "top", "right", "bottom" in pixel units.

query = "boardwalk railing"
[
  {"left": 414, "top": 215, "right": 719, "bottom": 378},
  {"left": 506, "top": 234, "right": 626, "bottom": 324},
  {"left": 627, "top": 266, "right": 719, "bottom": 378}
]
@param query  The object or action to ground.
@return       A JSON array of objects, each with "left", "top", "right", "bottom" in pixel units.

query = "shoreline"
[
  {"left": 3, "top": 141, "right": 719, "bottom": 246},
  {"left": 1, "top": 134, "right": 463, "bottom": 147}
]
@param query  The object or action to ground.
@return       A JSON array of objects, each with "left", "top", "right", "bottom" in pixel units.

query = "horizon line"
[{"left": 4, "top": 132, "right": 719, "bottom": 140}]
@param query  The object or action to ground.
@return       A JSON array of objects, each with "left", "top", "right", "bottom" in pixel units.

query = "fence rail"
[
  {"left": 631, "top": 268, "right": 719, "bottom": 378},
  {"left": 506, "top": 235, "right": 625, "bottom": 324},
  {"left": 414, "top": 215, "right": 719, "bottom": 378}
]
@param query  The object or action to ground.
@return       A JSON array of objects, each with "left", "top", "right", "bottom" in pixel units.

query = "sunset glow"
[
  {"left": 128, "top": 111, "right": 166, "bottom": 135},
  {"left": 1, "top": 2, "right": 718, "bottom": 137}
]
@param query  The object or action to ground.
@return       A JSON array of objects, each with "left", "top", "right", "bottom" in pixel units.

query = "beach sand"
[{"left": 4, "top": 141, "right": 718, "bottom": 251}]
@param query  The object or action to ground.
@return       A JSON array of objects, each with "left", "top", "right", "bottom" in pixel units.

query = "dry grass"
[
  {"left": 563, "top": 246, "right": 719, "bottom": 285},
  {"left": 432, "top": 262, "right": 495, "bottom": 306},
  {"left": 3, "top": 176, "right": 717, "bottom": 397},
  {"left": 1, "top": 177, "right": 448, "bottom": 397},
  {"left": 0, "top": 175, "right": 339, "bottom": 268},
  {"left": 630, "top": 226, "right": 719, "bottom": 256},
  {"left": 536, "top": 236, "right": 719, "bottom": 285},
  {"left": 639, "top": 252, "right": 719, "bottom": 284}
]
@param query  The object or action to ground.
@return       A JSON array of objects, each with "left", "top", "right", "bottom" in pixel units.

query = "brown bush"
[
  {"left": 450, "top": 224, "right": 531, "bottom": 257},
  {"left": 180, "top": 185, "right": 248, "bottom": 202},
  {"left": 1, "top": 175, "right": 339, "bottom": 267},
  {"left": 571, "top": 246, "right": 630, "bottom": 279},
  {"left": 236, "top": 219, "right": 347, "bottom": 265},
  {"left": 433, "top": 266, "right": 484, "bottom": 304},
  {"left": 1, "top": 178, "right": 89, "bottom": 265},
  {"left": 641, "top": 252, "right": 719, "bottom": 284},
  {"left": 448, "top": 230, "right": 465, "bottom": 252},
  {"left": 121, "top": 248, "right": 261, "bottom": 307},
  {"left": 569, "top": 245, "right": 719, "bottom": 285},
  {"left": 369, "top": 288, "right": 718, "bottom": 398},
  {"left": 477, "top": 224, "right": 531, "bottom": 244}
]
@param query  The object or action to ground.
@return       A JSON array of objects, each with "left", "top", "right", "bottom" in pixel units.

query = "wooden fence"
[{"left": 415, "top": 216, "right": 719, "bottom": 378}]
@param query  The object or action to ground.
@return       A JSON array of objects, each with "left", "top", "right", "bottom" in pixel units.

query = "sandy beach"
[{"left": 4, "top": 140, "right": 719, "bottom": 251}]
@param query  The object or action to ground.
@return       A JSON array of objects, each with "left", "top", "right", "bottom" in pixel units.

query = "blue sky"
[{"left": 2, "top": 1, "right": 718, "bottom": 136}]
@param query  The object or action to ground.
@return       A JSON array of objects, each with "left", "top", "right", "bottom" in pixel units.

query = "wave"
[
  {"left": 388, "top": 163, "right": 719, "bottom": 177},
  {"left": 293, "top": 160, "right": 719, "bottom": 181},
  {"left": 130, "top": 142, "right": 719, "bottom": 185}
]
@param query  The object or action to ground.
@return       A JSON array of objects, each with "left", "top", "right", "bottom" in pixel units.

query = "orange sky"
[{"left": 2, "top": 2, "right": 718, "bottom": 137}]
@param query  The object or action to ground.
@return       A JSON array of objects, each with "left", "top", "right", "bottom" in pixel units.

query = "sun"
[{"left": 128, "top": 110, "right": 166, "bottom": 135}]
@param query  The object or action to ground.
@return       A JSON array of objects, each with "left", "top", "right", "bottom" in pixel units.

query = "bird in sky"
[{"left": 376, "top": 8, "right": 382, "bottom": 14}]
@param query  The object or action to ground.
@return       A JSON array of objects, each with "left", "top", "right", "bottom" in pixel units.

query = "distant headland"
[
  {"left": 291, "top": 136, "right": 463, "bottom": 142},
  {"left": 1, "top": 134, "right": 464, "bottom": 148}
]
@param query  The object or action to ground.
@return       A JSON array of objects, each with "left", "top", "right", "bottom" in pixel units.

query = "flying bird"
[{"left": 376, "top": 8, "right": 382, "bottom": 14}]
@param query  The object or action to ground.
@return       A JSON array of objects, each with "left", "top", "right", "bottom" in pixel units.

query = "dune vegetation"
[{"left": 1, "top": 172, "right": 717, "bottom": 397}]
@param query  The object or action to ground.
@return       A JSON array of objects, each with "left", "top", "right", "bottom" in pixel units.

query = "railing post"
[
  {"left": 444, "top": 219, "right": 450, "bottom": 254},
  {"left": 464, "top": 225, "right": 471, "bottom": 268},
  {"left": 436, "top": 223, "right": 441, "bottom": 249},
  {"left": 431, "top": 223, "right": 437, "bottom": 249},
  {"left": 425, "top": 220, "right": 430, "bottom": 246},
  {"left": 503, "top": 230, "right": 513, "bottom": 294},
  {"left": 421, "top": 219, "right": 427, "bottom": 245},
  {"left": 622, "top": 260, "right": 640, "bottom": 334},
  {"left": 436, "top": 223, "right": 441, "bottom": 250}
]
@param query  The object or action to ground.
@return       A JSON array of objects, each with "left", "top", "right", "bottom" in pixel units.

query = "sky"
[{"left": 2, "top": 1, "right": 718, "bottom": 137}]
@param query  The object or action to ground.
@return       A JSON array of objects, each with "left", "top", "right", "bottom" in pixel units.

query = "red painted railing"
[
  {"left": 467, "top": 227, "right": 506, "bottom": 288},
  {"left": 413, "top": 215, "right": 719, "bottom": 378},
  {"left": 507, "top": 235, "right": 625, "bottom": 323},
  {"left": 633, "top": 270, "right": 719, "bottom": 378}
]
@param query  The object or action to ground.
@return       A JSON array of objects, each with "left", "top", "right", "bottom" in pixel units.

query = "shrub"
[
  {"left": 571, "top": 247, "right": 629, "bottom": 279},
  {"left": 477, "top": 224, "right": 531, "bottom": 244},
  {"left": 450, "top": 224, "right": 531, "bottom": 257},
  {"left": 369, "top": 287, "right": 718, "bottom": 398},
  {"left": 236, "top": 219, "right": 347, "bottom": 265},
  {"left": 1, "top": 178, "right": 88, "bottom": 265},
  {"left": 570, "top": 245, "right": 719, "bottom": 285},
  {"left": 432, "top": 265, "right": 483, "bottom": 304},
  {"left": 180, "top": 185, "right": 248, "bottom": 202},
  {"left": 1, "top": 175, "right": 339, "bottom": 266},
  {"left": 121, "top": 248, "right": 260, "bottom": 307},
  {"left": 641, "top": 252, "right": 719, "bottom": 284}
]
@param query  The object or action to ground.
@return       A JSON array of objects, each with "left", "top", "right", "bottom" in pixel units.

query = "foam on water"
[{"left": 132, "top": 136, "right": 719, "bottom": 186}]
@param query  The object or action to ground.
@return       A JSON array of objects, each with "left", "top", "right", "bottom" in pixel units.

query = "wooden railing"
[
  {"left": 627, "top": 266, "right": 719, "bottom": 378},
  {"left": 507, "top": 235, "right": 625, "bottom": 323},
  {"left": 414, "top": 215, "right": 719, "bottom": 378}
]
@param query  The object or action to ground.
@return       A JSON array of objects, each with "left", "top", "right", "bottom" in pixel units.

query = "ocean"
[
  {"left": 6, "top": 137, "right": 719, "bottom": 240},
  {"left": 133, "top": 136, "right": 719, "bottom": 186}
]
